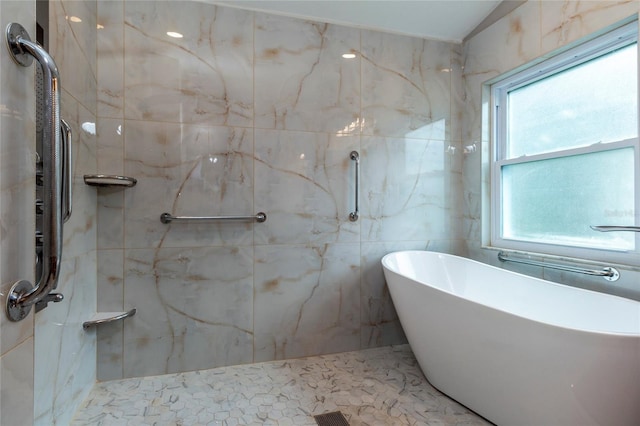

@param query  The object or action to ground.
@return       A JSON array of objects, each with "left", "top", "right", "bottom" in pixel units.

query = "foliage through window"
[{"left": 489, "top": 20, "right": 639, "bottom": 263}]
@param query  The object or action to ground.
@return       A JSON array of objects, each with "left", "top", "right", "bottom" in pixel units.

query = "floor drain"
[{"left": 314, "top": 411, "right": 350, "bottom": 426}]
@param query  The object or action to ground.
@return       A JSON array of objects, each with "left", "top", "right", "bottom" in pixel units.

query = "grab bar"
[
  {"left": 497, "top": 252, "right": 619, "bottom": 282},
  {"left": 160, "top": 212, "right": 267, "bottom": 224},
  {"left": 61, "top": 119, "right": 72, "bottom": 222},
  {"left": 5, "top": 23, "right": 68, "bottom": 321},
  {"left": 349, "top": 151, "right": 359, "bottom": 222},
  {"left": 591, "top": 225, "right": 640, "bottom": 232}
]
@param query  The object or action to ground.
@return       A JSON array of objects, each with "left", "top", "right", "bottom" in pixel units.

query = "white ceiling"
[{"left": 215, "top": 1, "right": 503, "bottom": 43}]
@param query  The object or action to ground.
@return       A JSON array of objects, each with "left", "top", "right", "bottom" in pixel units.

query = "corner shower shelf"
[
  {"left": 84, "top": 174, "right": 137, "bottom": 188},
  {"left": 82, "top": 308, "right": 136, "bottom": 330}
]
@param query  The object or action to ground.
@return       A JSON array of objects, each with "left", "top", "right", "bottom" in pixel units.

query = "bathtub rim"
[{"left": 382, "top": 250, "right": 640, "bottom": 337}]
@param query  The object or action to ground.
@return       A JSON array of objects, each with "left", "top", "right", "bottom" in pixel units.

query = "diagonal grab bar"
[
  {"left": 497, "top": 252, "right": 619, "bottom": 282},
  {"left": 5, "top": 23, "right": 68, "bottom": 321}
]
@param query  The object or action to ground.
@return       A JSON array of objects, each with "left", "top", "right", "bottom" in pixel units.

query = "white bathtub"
[{"left": 382, "top": 251, "right": 640, "bottom": 426}]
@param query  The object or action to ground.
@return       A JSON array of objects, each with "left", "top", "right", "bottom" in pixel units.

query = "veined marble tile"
[
  {"left": 96, "top": 118, "right": 125, "bottom": 250},
  {"left": 34, "top": 251, "right": 97, "bottom": 426},
  {"left": 541, "top": 1, "right": 640, "bottom": 54},
  {"left": 97, "top": 0, "right": 124, "bottom": 118},
  {"left": 361, "top": 136, "right": 456, "bottom": 242},
  {"left": 97, "top": 118, "right": 124, "bottom": 176},
  {"left": 360, "top": 242, "right": 432, "bottom": 349},
  {"left": 254, "top": 130, "right": 360, "bottom": 245},
  {"left": 124, "top": 1, "right": 253, "bottom": 126},
  {"left": 450, "top": 43, "right": 465, "bottom": 145},
  {"left": 361, "top": 30, "right": 452, "bottom": 140},
  {"left": 0, "top": 1, "right": 37, "bottom": 357},
  {"left": 62, "top": 92, "right": 98, "bottom": 179},
  {"left": 254, "top": 14, "right": 360, "bottom": 133},
  {"left": 96, "top": 249, "right": 125, "bottom": 381},
  {"left": 1, "top": 338, "right": 34, "bottom": 426},
  {"left": 98, "top": 249, "right": 124, "bottom": 312},
  {"left": 123, "top": 246, "right": 254, "bottom": 378},
  {"left": 50, "top": 0, "right": 97, "bottom": 114},
  {"left": 254, "top": 243, "right": 360, "bottom": 362},
  {"left": 124, "top": 121, "right": 254, "bottom": 249},
  {"left": 463, "top": 0, "right": 540, "bottom": 84}
]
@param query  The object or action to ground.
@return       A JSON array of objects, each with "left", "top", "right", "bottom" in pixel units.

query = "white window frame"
[{"left": 489, "top": 20, "right": 640, "bottom": 265}]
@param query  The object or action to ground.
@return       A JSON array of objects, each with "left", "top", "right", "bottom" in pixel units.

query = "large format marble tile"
[
  {"left": 124, "top": 1, "right": 253, "bottom": 126},
  {"left": 50, "top": 0, "right": 97, "bottom": 114},
  {"left": 123, "top": 247, "right": 254, "bottom": 377},
  {"left": 0, "top": 2, "right": 38, "bottom": 355},
  {"left": 541, "top": 1, "right": 640, "bottom": 54},
  {"left": 361, "top": 30, "right": 452, "bottom": 139},
  {"left": 254, "top": 243, "right": 360, "bottom": 362},
  {"left": 361, "top": 136, "right": 456, "bottom": 242},
  {"left": 34, "top": 251, "right": 97, "bottom": 426},
  {"left": 254, "top": 130, "right": 359, "bottom": 245},
  {"left": 96, "top": 249, "right": 124, "bottom": 381},
  {"left": 124, "top": 121, "right": 254, "bottom": 249},
  {"left": 1, "top": 338, "right": 34, "bottom": 426},
  {"left": 97, "top": 0, "right": 124, "bottom": 118},
  {"left": 254, "top": 14, "right": 360, "bottom": 133}
]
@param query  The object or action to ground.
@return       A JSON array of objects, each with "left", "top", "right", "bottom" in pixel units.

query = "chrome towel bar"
[
  {"left": 160, "top": 212, "right": 267, "bottom": 224},
  {"left": 497, "top": 252, "right": 620, "bottom": 282}
]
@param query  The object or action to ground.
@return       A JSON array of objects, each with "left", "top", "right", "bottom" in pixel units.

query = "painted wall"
[
  {"left": 95, "top": 0, "right": 464, "bottom": 380},
  {"left": 462, "top": 1, "right": 640, "bottom": 301}
]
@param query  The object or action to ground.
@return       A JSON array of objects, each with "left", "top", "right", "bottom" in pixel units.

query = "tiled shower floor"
[{"left": 71, "top": 345, "right": 491, "bottom": 425}]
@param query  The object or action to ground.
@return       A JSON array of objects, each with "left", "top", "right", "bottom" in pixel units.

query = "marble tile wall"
[
  {"left": 96, "top": 0, "right": 464, "bottom": 380},
  {"left": 0, "top": 3, "right": 37, "bottom": 425},
  {"left": 33, "top": 0, "right": 98, "bottom": 425},
  {"left": 461, "top": 1, "right": 640, "bottom": 301}
]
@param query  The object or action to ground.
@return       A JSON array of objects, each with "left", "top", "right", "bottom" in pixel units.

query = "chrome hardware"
[
  {"left": 61, "top": 119, "right": 72, "bottom": 222},
  {"left": 82, "top": 308, "right": 137, "bottom": 330},
  {"left": 590, "top": 225, "right": 640, "bottom": 232},
  {"left": 84, "top": 174, "right": 137, "bottom": 188},
  {"left": 5, "top": 23, "right": 69, "bottom": 322},
  {"left": 497, "top": 252, "right": 620, "bottom": 282},
  {"left": 349, "top": 151, "right": 359, "bottom": 222},
  {"left": 160, "top": 212, "right": 267, "bottom": 224},
  {"left": 35, "top": 293, "right": 64, "bottom": 313}
]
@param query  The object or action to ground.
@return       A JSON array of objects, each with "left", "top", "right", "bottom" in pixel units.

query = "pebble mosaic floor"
[{"left": 71, "top": 345, "right": 491, "bottom": 426}]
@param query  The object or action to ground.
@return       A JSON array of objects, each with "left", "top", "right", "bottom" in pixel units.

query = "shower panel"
[{"left": 4, "top": 22, "right": 72, "bottom": 321}]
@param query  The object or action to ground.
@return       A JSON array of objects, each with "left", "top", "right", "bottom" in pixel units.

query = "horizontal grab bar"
[
  {"left": 83, "top": 308, "right": 136, "bottom": 330},
  {"left": 497, "top": 252, "right": 619, "bottom": 282},
  {"left": 591, "top": 225, "right": 640, "bottom": 232},
  {"left": 160, "top": 212, "right": 267, "bottom": 224}
]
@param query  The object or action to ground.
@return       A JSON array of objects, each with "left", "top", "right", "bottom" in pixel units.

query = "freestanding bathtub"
[{"left": 382, "top": 251, "right": 640, "bottom": 426}]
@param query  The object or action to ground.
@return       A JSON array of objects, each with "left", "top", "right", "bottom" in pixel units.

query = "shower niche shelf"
[
  {"left": 84, "top": 174, "right": 137, "bottom": 188},
  {"left": 83, "top": 308, "right": 136, "bottom": 330}
]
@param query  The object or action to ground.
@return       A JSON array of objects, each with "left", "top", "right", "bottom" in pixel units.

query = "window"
[{"left": 489, "top": 20, "right": 639, "bottom": 264}]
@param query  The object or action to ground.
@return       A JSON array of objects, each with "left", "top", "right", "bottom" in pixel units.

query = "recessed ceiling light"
[
  {"left": 167, "top": 31, "right": 183, "bottom": 39},
  {"left": 342, "top": 53, "right": 356, "bottom": 59}
]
